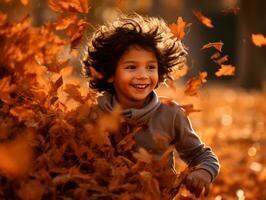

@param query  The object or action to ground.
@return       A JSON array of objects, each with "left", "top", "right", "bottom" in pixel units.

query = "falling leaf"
[
  {"left": 56, "top": 14, "right": 77, "bottom": 30},
  {"left": 215, "top": 64, "right": 236, "bottom": 77},
  {"left": 169, "top": 17, "right": 187, "bottom": 40},
  {"left": 20, "top": 0, "right": 29, "bottom": 5},
  {"left": 181, "top": 104, "right": 201, "bottom": 116},
  {"left": 192, "top": 9, "right": 214, "bottom": 28},
  {"left": 251, "top": 34, "right": 266, "bottom": 47},
  {"left": 184, "top": 72, "right": 207, "bottom": 96},
  {"left": 210, "top": 52, "right": 221, "bottom": 60},
  {"left": 48, "top": 0, "right": 89, "bottom": 13},
  {"left": 201, "top": 42, "right": 224, "bottom": 52},
  {"left": 213, "top": 54, "right": 229, "bottom": 65},
  {"left": 116, "top": 0, "right": 126, "bottom": 10}
]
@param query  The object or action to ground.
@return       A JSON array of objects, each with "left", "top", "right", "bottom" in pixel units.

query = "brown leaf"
[
  {"left": 181, "top": 104, "right": 201, "bottom": 116},
  {"left": 64, "top": 83, "right": 84, "bottom": 103},
  {"left": 56, "top": 14, "right": 77, "bottom": 30},
  {"left": 10, "top": 106, "right": 35, "bottom": 122},
  {"left": 169, "top": 17, "right": 187, "bottom": 40},
  {"left": 215, "top": 64, "right": 236, "bottom": 77},
  {"left": 251, "top": 34, "right": 266, "bottom": 47},
  {"left": 192, "top": 9, "right": 214, "bottom": 28},
  {"left": 0, "top": 11, "right": 7, "bottom": 25},
  {"left": 184, "top": 72, "right": 207, "bottom": 96},
  {"left": 201, "top": 42, "right": 224, "bottom": 52},
  {"left": 48, "top": 0, "right": 89, "bottom": 13},
  {"left": 0, "top": 77, "right": 16, "bottom": 104},
  {"left": 213, "top": 54, "right": 229, "bottom": 65},
  {"left": 210, "top": 52, "right": 221, "bottom": 60},
  {"left": 133, "top": 148, "right": 153, "bottom": 164}
]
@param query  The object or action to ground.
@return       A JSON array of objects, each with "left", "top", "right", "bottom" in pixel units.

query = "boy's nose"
[{"left": 135, "top": 68, "right": 149, "bottom": 79}]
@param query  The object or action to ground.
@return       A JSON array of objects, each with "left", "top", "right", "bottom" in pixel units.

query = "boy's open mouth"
[{"left": 131, "top": 84, "right": 149, "bottom": 89}]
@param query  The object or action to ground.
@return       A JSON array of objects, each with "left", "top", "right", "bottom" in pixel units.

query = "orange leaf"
[
  {"left": 213, "top": 54, "right": 229, "bottom": 65},
  {"left": 10, "top": 106, "right": 35, "bottom": 122},
  {"left": 56, "top": 14, "right": 77, "bottom": 30},
  {"left": 116, "top": 0, "right": 126, "bottom": 10},
  {"left": 20, "top": 0, "right": 29, "bottom": 5},
  {"left": 133, "top": 148, "right": 153, "bottom": 164},
  {"left": 251, "top": 34, "right": 266, "bottom": 47},
  {"left": 210, "top": 52, "right": 221, "bottom": 60},
  {"left": 48, "top": 0, "right": 89, "bottom": 13},
  {"left": 184, "top": 72, "right": 207, "bottom": 96},
  {"left": 201, "top": 42, "right": 224, "bottom": 52},
  {"left": 0, "top": 77, "right": 16, "bottom": 104},
  {"left": 192, "top": 9, "right": 214, "bottom": 28},
  {"left": 181, "top": 104, "right": 201, "bottom": 116},
  {"left": 0, "top": 11, "right": 7, "bottom": 25},
  {"left": 169, "top": 17, "right": 187, "bottom": 40},
  {"left": 215, "top": 64, "right": 236, "bottom": 77}
]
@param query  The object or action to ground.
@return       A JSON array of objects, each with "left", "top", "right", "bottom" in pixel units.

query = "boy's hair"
[{"left": 83, "top": 13, "right": 187, "bottom": 93}]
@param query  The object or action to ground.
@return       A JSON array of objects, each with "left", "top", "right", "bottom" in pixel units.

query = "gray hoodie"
[{"left": 97, "top": 91, "right": 220, "bottom": 181}]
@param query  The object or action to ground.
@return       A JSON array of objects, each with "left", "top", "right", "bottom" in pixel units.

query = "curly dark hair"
[{"left": 83, "top": 13, "right": 187, "bottom": 93}]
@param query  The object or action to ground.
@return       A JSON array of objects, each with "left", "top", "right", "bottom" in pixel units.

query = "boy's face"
[{"left": 109, "top": 46, "right": 158, "bottom": 109}]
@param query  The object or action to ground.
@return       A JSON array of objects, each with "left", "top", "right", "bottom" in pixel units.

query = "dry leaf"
[
  {"left": 251, "top": 34, "right": 266, "bottom": 47},
  {"left": 20, "top": 0, "right": 29, "bottom": 5},
  {"left": 192, "top": 9, "right": 214, "bottom": 28},
  {"left": 201, "top": 42, "right": 224, "bottom": 52},
  {"left": 169, "top": 17, "right": 187, "bottom": 40},
  {"left": 48, "top": 0, "right": 89, "bottom": 13},
  {"left": 181, "top": 104, "right": 201, "bottom": 116},
  {"left": 213, "top": 54, "right": 229, "bottom": 65},
  {"left": 133, "top": 148, "right": 153, "bottom": 164},
  {"left": 10, "top": 106, "right": 35, "bottom": 122},
  {"left": 184, "top": 72, "right": 207, "bottom": 96},
  {"left": 215, "top": 64, "right": 236, "bottom": 77}
]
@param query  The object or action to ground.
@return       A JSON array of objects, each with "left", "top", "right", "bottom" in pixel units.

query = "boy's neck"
[{"left": 113, "top": 93, "right": 152, "bottom": 109}]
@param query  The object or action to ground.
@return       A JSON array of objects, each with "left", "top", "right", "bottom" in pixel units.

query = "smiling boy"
[{"left": 83, "top": 13, "right": 220, "bottom": 198}]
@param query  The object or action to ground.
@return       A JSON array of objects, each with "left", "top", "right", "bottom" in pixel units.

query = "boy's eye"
[
  {"left": 126, "top": 65, "right": 136, "bottom": 69},
  {"left": 147, "top": 65, "right": 157, "bottom": 70}
]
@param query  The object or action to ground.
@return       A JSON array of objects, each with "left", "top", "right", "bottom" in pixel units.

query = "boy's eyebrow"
[{"left": 122, "top": 60, "right": 158, "bottom": 64}]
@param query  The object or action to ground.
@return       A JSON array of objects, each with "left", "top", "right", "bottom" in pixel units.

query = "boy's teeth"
[{"left": 133, "top": 84, "right": 148, "bottom": 89}]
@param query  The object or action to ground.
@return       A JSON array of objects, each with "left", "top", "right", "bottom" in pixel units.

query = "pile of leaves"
[{"left": 0, "top": 1, "right": 194, "bottom": 199}]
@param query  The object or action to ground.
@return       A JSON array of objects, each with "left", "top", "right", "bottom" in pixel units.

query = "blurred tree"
[{"left": 237, "top": 0, "right": 266, "bottom": 89}]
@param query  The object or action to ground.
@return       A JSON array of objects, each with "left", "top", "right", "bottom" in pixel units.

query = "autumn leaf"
[
  {"left": 0, "top": 77, "right": 16, "bottom": 104},
  {"left": 222, "top": 5, "right": 240, "bottom": 15},
  {"left": 133, "top": 148, "right": 153, "bottom": 164},
  {"left": 192, "top": 9, "right": 214, "bottom": 28},
  {"left": 213, "top": 54, "right": 229, "bottom": 65},
  {"left": 169, "top": 17, "right": 187, "bottom": 40},
  {"left": 10, "top": 106, "right": 35, "bottom": 122},
  {"left": 56, "top": 14, "right": 77, "bottom": 30},
  {"left": 116, "top": 0, "right": 126, "bottom": 10},
  {"left": 201, "top": 42, "right": 224, "bottom": 52},
  {"left": 20, "top": 0, "right": 29, "bottom": 5},
  {"left": 251, "top": 34, "right": 266, "bottom": 47},
  {"left": 0, "top": 11, "right": 7, "bottom": 25},
  {"left": 215, "top": 64, "right": 236, "bottom": 77},
  {"left": 211, "top": 52, "right": 221, "bottom": 60},
  {"left": 184, "top": 72, "right": 207, "bottom": 96},
  {"left": 48, "top": 0, "right": 89, "bottom": 13},
  {"left": 181, "top": 104, "right": 201, "bottom": 116}
]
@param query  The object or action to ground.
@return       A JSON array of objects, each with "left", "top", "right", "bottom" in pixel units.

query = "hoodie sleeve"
[{"left": 173, "top": 106, "right": 220, "bottom": 181}]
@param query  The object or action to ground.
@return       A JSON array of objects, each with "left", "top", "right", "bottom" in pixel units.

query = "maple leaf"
[
  {"left": 169, "top": 17, "right": 187, "bottom": 40},
  {"left": 251, "top": 34, "right": 266, "bottom": 47},
  {"left": 192, "top": 9, "right": 214, "bottom": 28},
  {"left": 201, "top": 42, "right": 224, "bottom": 52},
  {"left": 184, "top": 72, "right": 207, "bottom": 96},
  {"left": 0, "top": 77, "right": 16, "bottom": 104},
  {"left": 48, "top": 0, "right": 90, "bottom": 13},
  {"left": 215, "top": 64, "right": 236, "bottom": 77}
]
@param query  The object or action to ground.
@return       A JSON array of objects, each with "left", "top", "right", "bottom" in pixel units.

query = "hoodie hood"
[{"left": 97, "top": 91, "right": 160, "bottom": 125}]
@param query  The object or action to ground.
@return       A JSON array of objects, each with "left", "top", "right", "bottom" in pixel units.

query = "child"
[{"left": 83, "top": 13, "right": 220, "bottom": 198}]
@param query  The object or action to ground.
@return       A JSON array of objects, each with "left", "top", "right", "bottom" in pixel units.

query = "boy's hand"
[{"left": 184, "top": 169, "right": 212, "bottom": 198}]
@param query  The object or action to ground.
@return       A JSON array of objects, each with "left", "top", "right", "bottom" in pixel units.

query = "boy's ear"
[{"left": 107, "top": 76, "right": 114, "bottom": 83}]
